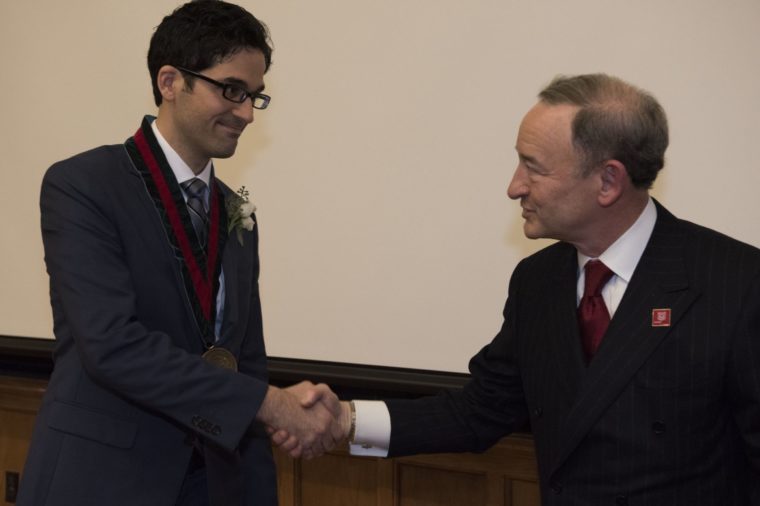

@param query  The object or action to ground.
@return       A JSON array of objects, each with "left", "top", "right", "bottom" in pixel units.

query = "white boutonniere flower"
[{"left": 226, "top": 186, "right": 256, "bottom": 245}]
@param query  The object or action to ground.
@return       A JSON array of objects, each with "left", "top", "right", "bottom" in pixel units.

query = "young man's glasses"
[{"left": 177, "top": 67, "right": 271, "bottom": 110}]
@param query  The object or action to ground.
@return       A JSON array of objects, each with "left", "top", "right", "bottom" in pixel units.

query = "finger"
[
  {"left": 276, "top": 439, "right": 292, "bottom": 451},
  {"left": 308, "top": 403, "right": 335, "bottom": 443},
  {"left": 312, "top": 383, "right": 341, "bottom": 415},
  {"left": 289, "top": 444, "right": 305, "bottom": 459},
  {"left": 329, "top": 417, "right": 345, "bottom": 442},
  {"left": 270, "top": 429, "right": 291, "bottom": 446},
  {"left": 280, "top": 435, "right": 300, "bottom": 453},
  {"left": 315, "top": 425, "right": 334, "bottom": 455},
  {"left": 305, "top": 442, "right": 324, "bottom": 460},
  {"left": 286, "top": 381, "right": 322, "bottom": 408},
  {"left": 286, "top": 440, "right": 303, "bottom": 459},
  {"left": 314, "top": 413, "right": 338, "bottom": 451},
  {"left": 302, "top": 427, "right": 328, "bottom": 458},
  {"left": 298, "top": 387, "right": 323, "bottom": 408}
]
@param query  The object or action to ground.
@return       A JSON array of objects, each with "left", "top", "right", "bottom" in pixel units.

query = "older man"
[{"left": 286, "top": 73, "right": 760, "bottom": 504}]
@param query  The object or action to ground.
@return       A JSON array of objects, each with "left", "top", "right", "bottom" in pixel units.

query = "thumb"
[{"left": 299, "top": 388, "right": 322, "bottom": 408}]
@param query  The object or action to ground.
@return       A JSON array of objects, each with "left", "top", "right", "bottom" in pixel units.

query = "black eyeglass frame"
[{"left": 176, "top": 66, "right": 271, "bottom": 110}]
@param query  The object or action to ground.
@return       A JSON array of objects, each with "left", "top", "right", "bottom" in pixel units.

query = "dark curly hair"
[
  {"left": 539, "top": 74, "right": 669, "bottom": 189},
  {"left": 147, "top": 0, "right": 273, "bottom": 106}
]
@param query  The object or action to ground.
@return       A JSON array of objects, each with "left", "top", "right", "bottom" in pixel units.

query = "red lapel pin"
[{"left": 651, "top": 308, "right": 671, "bottom": 327}]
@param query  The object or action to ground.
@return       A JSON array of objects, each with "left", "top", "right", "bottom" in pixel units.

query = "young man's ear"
[{"left": 156, "top": 65, "right": 182, "bottom": 103}]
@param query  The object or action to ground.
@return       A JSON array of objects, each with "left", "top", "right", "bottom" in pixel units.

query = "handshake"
[{"left": 257, "top": 381, "right": 351, "bottom": 459}]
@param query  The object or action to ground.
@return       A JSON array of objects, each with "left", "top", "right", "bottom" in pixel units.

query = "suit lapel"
[
  {"left": 219, "top": 235, "right": 242, "bottom": 344},
  {"left": 547, "top": 203, "right": 701, "bottom": 477},
  {"left": 218, "top": 203, "right": 255, "bottom": 349},
  {"left": 122, "top": 146, "right": 210, "bottom": 351},
  {"left": 542, "top": 246, "right": 587, "bottom": 400},
  {"left": 124, "top": 140, "right": 251, "bottom": 352}
]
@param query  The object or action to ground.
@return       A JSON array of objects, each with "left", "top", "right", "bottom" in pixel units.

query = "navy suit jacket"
[
  {"left": 387, "top": 201, "right": 760, "bottom": 505},
  {"left": 19, "top": 141, "right": 277, "bottom": 505}
]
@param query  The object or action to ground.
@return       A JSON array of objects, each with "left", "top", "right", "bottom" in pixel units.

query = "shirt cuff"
[{"left": 348, "top": 400, "right": 390, "bottom": 458}]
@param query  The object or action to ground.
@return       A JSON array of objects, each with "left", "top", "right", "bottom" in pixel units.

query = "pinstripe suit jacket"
[
  {"left": 387, "top": 201, "right": 760, "bottom": 505},
  {"left": 19, "top": 140, "right": 276, "bottom": 506}
]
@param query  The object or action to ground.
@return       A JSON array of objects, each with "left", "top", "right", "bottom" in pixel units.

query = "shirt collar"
[
  {"left": 150, "top": 119, "right": 213, "bottom": 186},
  {"left": 577, "top": 198, "right": 657, "bottom": 282}
]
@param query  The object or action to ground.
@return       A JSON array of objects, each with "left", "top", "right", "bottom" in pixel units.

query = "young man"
[{"left": 19, "top": 2, "right": 341, "bottom": 505}]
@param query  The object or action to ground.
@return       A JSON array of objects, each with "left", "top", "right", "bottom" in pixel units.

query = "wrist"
[{"left": 256, "top": 385, "right": 282, "bottom": 426}]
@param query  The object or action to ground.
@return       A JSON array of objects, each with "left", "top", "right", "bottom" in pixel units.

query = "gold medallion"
[{"left": 202, "top": 347, "right": 238, "bottom": 371}]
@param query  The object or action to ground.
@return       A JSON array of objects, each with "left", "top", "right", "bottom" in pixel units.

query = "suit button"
[
  {"left": 615, "top": 495, "right": 628, "bottom": 505},
  {"left": 532, "top": 407, "right": 543, "bottom": 418},
  {"left": 652, "top": 420, "right": 666, "bottom": 435},
  {"left": 549, "top": 482, "right": 562, "bottom": 494}
]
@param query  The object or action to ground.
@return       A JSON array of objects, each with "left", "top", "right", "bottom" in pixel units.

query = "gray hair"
[{"left": 539, "top": 74, "right": 668, "bottom": 189}]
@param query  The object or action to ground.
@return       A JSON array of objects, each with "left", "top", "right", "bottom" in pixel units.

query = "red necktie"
[{"left": 578, "top": 260, "right": 614, "bottom": 361}]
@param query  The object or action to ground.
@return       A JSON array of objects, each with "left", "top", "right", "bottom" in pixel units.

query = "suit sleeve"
[
  {"left": 386, "top": 263, "right": 530, "bottom": 457},
  {"left": 728, "top": 270, "right": 760, "bottom": 479},
  {"left": 41, "top": 156, "right": 267, "bottom": 452}
]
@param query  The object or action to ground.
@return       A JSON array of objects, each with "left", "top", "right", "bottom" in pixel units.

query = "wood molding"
[
  {"left": 0, "top": 336, "right": 470, "bottom": 397},
  {"left": 0, "top": 377, "right": 46, "bottom": 414}
]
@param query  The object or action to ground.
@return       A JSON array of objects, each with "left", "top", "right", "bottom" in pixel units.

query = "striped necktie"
[{"left": 181, "top": 178, "right": 209, "bottom": 248}]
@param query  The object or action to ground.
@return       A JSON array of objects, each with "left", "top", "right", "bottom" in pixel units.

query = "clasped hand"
[{"left": 259, "top": 381, "right": 350, "bottom": 459}]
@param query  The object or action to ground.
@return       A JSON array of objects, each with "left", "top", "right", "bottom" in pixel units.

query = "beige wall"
[{"left": 2, "top": 0, "right": 759, "bottom": 372}]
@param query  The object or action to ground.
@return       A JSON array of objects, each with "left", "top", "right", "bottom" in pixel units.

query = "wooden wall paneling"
[
  {"left": 375, "top": 457, "right": 394, "bottom": 506},
  {"left": 274, "top": 447, "right": 397, "bottom": 506},
  {"left": 510, "top": 480, "right": 541, "bottom": 506},
  {"left": 486, "top": 473, "right": 507, "bottom": 506},
  {"left": 298, "top": 450, "right": 381, "bottom": 506},
  {"left": 0, "top": 376, "right": 46, "bottom": 505},
  {"left": 396, "top": 434, "right": 538, "bottom": 482},
  {"left": 397, "top": 463, "right": 488, "bottom": 506},
  {"left": 0, "top": 372, "right": 541, "bottom": 506},
  {"left": 392, "top": 434, "right": 540, "bottom": 506},
  {"left": 273, "top": 447, "right": 298, "bottom": 506}
]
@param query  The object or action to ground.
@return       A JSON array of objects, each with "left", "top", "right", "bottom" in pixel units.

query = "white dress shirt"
[
  {"left": 576, "top": 198, "right": 657, "bottom": 317},
  {"left": 350, "top": 198, "right": 658, "bottom": 457}
]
